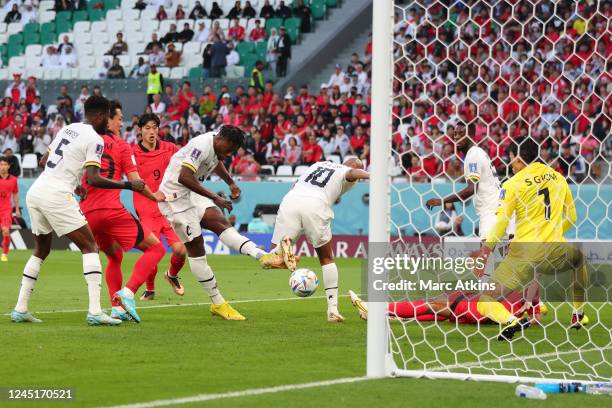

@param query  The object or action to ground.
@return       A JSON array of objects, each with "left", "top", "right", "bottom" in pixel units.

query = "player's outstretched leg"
[
  {"left": 349, "top": 290, "right": 368, "bottom": 320},
  {"left": 164, "top": 242, "right": 187, "bottom": 296},
  {"left": 101, "top": 245, "right": 132, "bottom": 321},
  {"left": 314, "top": 242, "right": 343, "bottom": 322},
  {"left": 11, "top": 234, "right": 49, "bottom": 323}
]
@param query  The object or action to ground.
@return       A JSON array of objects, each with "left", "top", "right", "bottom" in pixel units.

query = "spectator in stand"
[
  {"left": 57, "top": 35, "right": 74, "bottom": 55},
  {"left": 58, "top": 45, "right": 78, "bottom": 68},
  {"left": 175, "top": 4, "right": 186, "bottom": 19},
  {"left": 248, "top": 210, "right": 271, "bottom": 233},
  {"left": 226, "top": 1, "right": 242, "bottom": 19},
  {"left": 33, "top": 126, "right": 51, "bottom": 161},
  {"left": 156, "top": 5, "right": 168, "bottom": 21},
  {"left": 19, "top": 125, "right": 34, "bottom": 155},
  {"left": 260, "top": 0, "right": 275, "bottom": 18},
  {"left": 74, "top": 85, "right": 89, "bottom": 119},
  {"left": 164, "top": 43, "right": 182, "bottom": 68},
  {"left": 210, "top": 37, "right": 229, "bottom": 78},
  {"left": 106, "top": 32, "right": 128, "bottom": 56},
  {"left": 41, "top": 46, "right": 60, "bottom": 68},
  {"left": 302, "top": 131, "right": 323, "bottom": 165},
  {"left": 129, "top": 57, "right": 150, "bottom": 78},
  {"left": 95, "top": 58, "right": 111, "bottom": 79},
  {"left": 107, "top": 57, "right": 126, "bottom": 79},
  {"left": 228, "top": 19, "right": 246, "bottom": 43},
  {"left": 187, "top": 107, "right": 202, "bottom": 134},
  {"left": 334, "top": 125, "right": 351, "bottom": 158},
  {"left": 266, "top": 137, "right": 284, "bottom": 168},
  {"left": 161, "top": 84, "right": 174, "bottom": 106},
  {"left": 275, "top": 26, "right": 291, "bottom": 77},
  {"left": 150, "top": 93, "right": 166, "bottom": 115},
  {"left": 149, "top": 44, "right": 166, "bottom": 66},
  {"left": 249, "top": 19, "right": 266, "bottom": 42},
  {"left": 189, "top": 1, "right": 207, "bottom": 19},
  {"left": 2, "top": 126, "right": 19, "bottom": 153},
  {"left": 143, "top": 33, "right": 162, "bottom": 55},
  {"left": 294, "top": 0, "right": 312, "bottom": 32},
  {"left": 284, "top": 137, "right": 302, "bottom": 167},
  {"left": 246, "top": 129, "right": 267, "bottom": 164},
  {"left": 208, "top": 20, "right": 226, "bottom": 41},
  {"left": 146, "top": 64, "right": 163, "bottom": 103},
  {"left": 276, "top": 1, "right": 292, "bottom": 19},
  {"left": 225, "top": 42, "right": 241, "bottom": 77},
  {"left": 328, "top": 64, "right": 345, "bottom": 88},
  {"left": 243, "top": 1, "right": 256, "bottom": 18},
  {"left": 24, "top": 76, "right": 39, "bottom": 106},
  {"left": 195, "top": 22, "right": 210, "bottom": 42},
  {"left": 209, "top": 1, "right": 223, "bottom": 19},
  {"left": 4, "top": 73, "right": 25, "bottom": 101},
  {"left": 178, "top": 22, "right": 194, "bottom": 43},
  {"left": 350, "top": 125, "right": 367, "bottom": 156},
  {"left": 233, "top": 150, "right": 261, "bottom": 181},
  {"left": 4, "top": 4, "right": 20, "bottom": 23},
  {"left": 21, "top": 4, "right": 37, "bottom": 24},
  {"left": 266, "top": 27, "right": 279, "bottom": 73},
  {"left": 161, "top": 24, "right": 181, "bottom": 44},
  {"left": 1, "top": 148, "right": 20, "bottom": 177}
]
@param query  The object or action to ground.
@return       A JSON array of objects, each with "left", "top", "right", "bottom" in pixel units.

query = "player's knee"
[
  {"left": 105, "top": 248, "right": 123, "bottom": 264},
  {"left": 173, "top": 244, "right": 187, "bottom": 259},
  {"left": 1, "top": 228, "right": 9, "bottom": 237}
]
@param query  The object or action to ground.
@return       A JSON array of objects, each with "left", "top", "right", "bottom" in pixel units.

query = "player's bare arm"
[
  {"left": 345, "top": 168, "right": 370, "bottom": 182},
  {"left": 178, "top": 166, "right": 232, "bottom": 211},
  {"left": 127, "top": 171, "right": 165, "bottom": 202},
  {"left": 426, "top": 181, "right": 475, "bottom": 210},
  {"left": 39, "top": 151, "right": 49, "bottom": 168},
  {"left": 12, "top": 190, "right": 20, "bottom": 217},
  {"left": 213, "top": 161, "right": 241, "bottom": 200},
  {"left": 85, "top": 166, "right": 145, "bottom": 192}
]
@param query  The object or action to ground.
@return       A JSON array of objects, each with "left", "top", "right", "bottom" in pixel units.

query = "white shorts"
[
  {"left": 479, "top": 213, "right": 516, "bottom": 240},
  {"left": 191, "top": 192, "right": 216, "bottom": 218},
  {"left": 271, "top": 195, "right": 333, "bottom": 249},
  {"left": 27, "top": 188, "right": 87, "bottom": 237},
  {"left": 158, "top": 195, "right": 202, "bottom": 243}
]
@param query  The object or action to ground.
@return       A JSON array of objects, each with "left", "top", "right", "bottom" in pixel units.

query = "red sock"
[
  {"left": 2, "top": 235, "right": 10, "bottom": 255},
  {"left": 389, "top": 300, "right": 428, "bottom": 318},
  {"left": 105, "top": 250, "right": 124, "bottom": 307},
  {"left": 168, "top": 254, "right": 185, "bottom": 277},
  {"left": 145, "top": 266, "right": 158, "bottom": 291},
  {"left": 126, "top": 243, "right": 166, "bottom": 294}
]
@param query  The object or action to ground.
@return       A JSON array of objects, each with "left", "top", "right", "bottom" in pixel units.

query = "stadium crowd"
[{"left": 0, "top": 0, "right": 610, "bottom": 185}]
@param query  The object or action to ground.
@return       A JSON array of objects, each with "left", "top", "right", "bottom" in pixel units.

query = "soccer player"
[
  {"left": 79, "top": 101, "right": 167, "bottom": 323},
  {"left": 269, "top": 158, "right": 370, "bottom": 322},
  {"left": 132, "top": 113, "right": 187, "bottom": 301},
  {"left": 158, "top": 125, "right": 284, "bottom": 321},
  {"left": 474, "top": 137, "right": 587, "bottom": 341},
  {"left": 348, "top": 288, "right": 546, "bottom": 324},
  {"left": 11, "top": 95, "right": 146, "bottom": 325},
  {"left": 0, "top": 156, "right": 19, "bottom": 261}
]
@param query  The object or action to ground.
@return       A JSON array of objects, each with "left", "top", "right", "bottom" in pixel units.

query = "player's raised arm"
[
  {"left": 178, "top": 166, "right": 232, "bottom": 211},
  {"left": 426, "top": 182, "right": 475, "bottom": 210},
  {"left": 562, "top": 181, "right": 577, "bottom": 234}
]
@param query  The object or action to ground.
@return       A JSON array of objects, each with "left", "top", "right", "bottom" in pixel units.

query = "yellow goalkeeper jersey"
[{"left": 486, "top": 161, "right": 577, "bottom": 245}]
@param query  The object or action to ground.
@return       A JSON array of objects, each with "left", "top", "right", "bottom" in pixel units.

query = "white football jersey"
[
  {"left": 33, "top": 122, "right": 104, "bottom": 193},
  {"left": 159, "top": 131, "right": 218, "bottom": 200},
  {"left": 463, "top": 145, "right": 500, "bottom": 219},
  {"left": 289, "top": 161, "right": 355, "bottom": 208}
]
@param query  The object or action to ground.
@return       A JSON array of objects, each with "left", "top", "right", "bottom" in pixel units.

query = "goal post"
[
  {"left": 367, "top": 0, "right": 611, "bottom": 384},
  {"left": 367, "top": 0, "right": 395, "bottom": 378}
]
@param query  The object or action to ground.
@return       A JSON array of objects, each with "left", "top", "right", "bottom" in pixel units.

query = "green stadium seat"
[
  {"left": 241, "top": 55, "right": 257, "bottom": 76},
  {"left": 104, "top": 0, "right": 121, "bottom": 9},
  {"left": 311, "top": 0, "right": 327, "bottom": 19},
  {"left": 23, "top": 23, "right": 39, "bottom": 36},
  {"left": 8, "top": 34, "right": 23, "bottom": 48},
  {"left": 24, "top": 32, "right": 40, "bottom": 47},
  {"left": 255, "top": 41, "right": 267, "bottom": 61},
  {"left": 236, "top": 41, "right": 255, "bottom": 57},
  {"left": 7, "top": 44, "right": 24, "bottom": 59},
  {"left": 326, "top": 0, "right": 338, "bottom": 7},
  {"left": 291, "top": 0, "right": 312, "bottom": 6},
  {"left": 55, "top": 19, "right": 71, "bottom": 34},
  {"left": 56, "top": 10, "right": 72, "bottom": 22},
  {"left": 284, "top": 17, "right": 301, "bottom": 43},
  {"left": 41, "top": 31, "right": 57, "bottom": 46},
  {"left": 73, "top": 10, "right": 89, "bottom": 23},
  {"left": 41, "top": 22, "right": 55, "bottom": 34},
  {"left": 188, "top": 67, "right": 204, "bottom": 78},
  {"left": 0, "top": 44, "right": 7, "bottom": 57},
  {"left": 265, "top": 18, "right": 283, "bottom": 34},
  {"left": 89, "top": 9, "right": 105, "bottom": 22}
]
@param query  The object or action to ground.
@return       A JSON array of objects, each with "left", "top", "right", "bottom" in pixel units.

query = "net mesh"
[{"left": 386, "top": 0, "right": 611, "bottom": 381}]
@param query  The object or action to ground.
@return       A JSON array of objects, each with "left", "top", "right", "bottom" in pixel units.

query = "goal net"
[{"left": 368, "top": 0, "right": 612, "bottom": 383}]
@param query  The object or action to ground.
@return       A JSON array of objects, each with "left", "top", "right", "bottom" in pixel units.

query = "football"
[{"left": 289, "top": 269, "right": 319, "bottom": 297}]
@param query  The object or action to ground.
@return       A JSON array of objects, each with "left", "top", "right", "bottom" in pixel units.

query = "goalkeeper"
[{"left": 474, "top": 137, "right": 588, "bottom": 341}]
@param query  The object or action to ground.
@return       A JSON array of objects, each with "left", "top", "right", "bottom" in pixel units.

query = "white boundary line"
[
  {"left": 100, "top": 377, "right": 371, "bottom": 408},
  {"left": 2, "top": 295, "right": 350, "bottom": 316}
]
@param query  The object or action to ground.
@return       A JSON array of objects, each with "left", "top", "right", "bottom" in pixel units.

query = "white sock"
[
  {"left": 322, "top": 263, "right": 339, "bottom": 313},
  {"left": 188, "top": 255, "right": 225, "bottom": 305},
  {"left": 219, "top": 228, "right": 265, "bottom": 259},
  {"left": 83, "top": 253, "right": 103, "bottom": 315},
  {"left": 15, "top": 255, "right": 43, "bottom": 313}
]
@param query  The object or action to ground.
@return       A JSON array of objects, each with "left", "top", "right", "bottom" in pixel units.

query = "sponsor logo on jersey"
[
  {"left": 499, "top": 189, "right": 506, "bottom": 200},
  {"left": 190, "top": 148, "right": 202, "bottom": 160},
  {"left": 469, "top": 163, "right": 478, "bottom": 173},
  {"left": 95, "top": 144, "right": 104, "bottom": 155}
]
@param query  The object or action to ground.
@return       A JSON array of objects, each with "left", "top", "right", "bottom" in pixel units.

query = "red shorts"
[
  {"left": 140, "top": 214, "right": 180, "bottom": 247},
  {"left": 85, "top": 208, "right": 150, "bottom": 251},
  {"left": 449, "top": 293, "right": 484, "bottom": 324},
  {"left": 0, "top": 210, "right": 11, "bottom": 229}
]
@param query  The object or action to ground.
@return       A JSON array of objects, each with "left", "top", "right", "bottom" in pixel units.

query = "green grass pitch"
[{"left": 0, "top": 250, "right": 610, "bottom": 408}]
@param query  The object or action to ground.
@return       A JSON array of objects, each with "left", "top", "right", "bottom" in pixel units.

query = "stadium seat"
[
  {"left": 74, "top": 21, "right": 91, "bottom": 34},
  {"left": 311, "top": 0, "right": 327, "bottom": 19},
  {"left": 55, "top": 19, "right": 72, "bottom": 35},
  {"left": 284, "top": 18, "right": 301, "bottom": 43},
  {"left": 7, "top": 43, "right": 23, "bottom": 59},
  {"left": 80, "top": 55, "right": 96, "bottom": 68},
  {"left": 157, "top": 67, "right": 170, "bottom": 77},
  {"left": 123, "top": 9, "right": 141, "bottom": 23},
  {"left": 170, "top": 67, "right": 186, "bottom": 79},
  {"left": 60, "top": 68, "right": 77, "bottom": 79},
  {"left": 25, "top": 66, "right": 43, "bottom": 80},
  {"left": 121, "top": 0, "right": 137, "bottom": 9},
  {"left": 265, "top": 18, "right": 282, "bottom": 34},
  {"left": 105, "top": 0, "right": 121, "bottom": 9},
  {"left": 23, "top": 23, "right": 39, "bottom": 36},
  {"left": 107, "top": 22, "right": 125, "bottom": 37},
  {"left": 40, "top": 31, "right": 56, "bottom": 46},
  {"left": 43, "top": 68, "right": 62, "bottom": 79},
  {"left": 188, "top": 67, "right": 204, "bottom": 78},
  {"left": 91, "top": 21, "right": 108, "bottom": 33},
  {"left": 24, "top": 32, "right": 40, "bottom": 47},
  {"left": 118, "top": 55, "right": 131, "bottom": 67},
  {"left": 9, "top": 56, "right": 25, "bottom": 70},
  {"left": 276, "top": 165, "right": 293, "bottom": 177},
  {"left": 78, "top": 67, "right": 96, "bottom": 79},
  {"left": 261, "top": 165, "right": 275, "bottom": 175},
  {"left": 39, "top": 10, "right": 56, "bottom": 24},
  {"left": 141, "top": 8, "right": 157, "bottom": 21},
  {"left": 294, "top": 165, "right": 309, "bottom": 176},
  {"left": 217, "top": 18, "right": 230, "bottom": 30},
  {"left": 25, "top": 44, "right": 42, "bottom": 58},
  {"left": 72, "top": 10, "right": 89, "bottom": 23},
  {"left": 0, "top": 23, "right": 6, "bottom": 33},
  {"left": 255, "top": 41, "right": 267, "bottom": 61},
  {"left": 183, "top": 41, "right": 202, "bottom": 55},
  {"left": 89, "top": 9, "right": 106, "bottom": 22},
  {"left": 7, "top": 22, "right": 22, "bottom": 35},
  {"left": 159, "top": 20, "right": 177, "bottom": 36},
  {"left": 326, "top": 0, "right": 338, "bottom": 6},
  {"left": 236, "top": 41, "right": 255, "bottom": 57},
  {"left": 0, "top": 69, "right": 8, "bottom": 80},
  {"left": 21, "top": 154, "right": 39, "bottom": 177}
]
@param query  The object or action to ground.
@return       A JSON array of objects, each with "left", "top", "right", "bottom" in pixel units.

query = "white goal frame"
[{"left": 366, "top": 0, "right": 607, "bottom": 385}]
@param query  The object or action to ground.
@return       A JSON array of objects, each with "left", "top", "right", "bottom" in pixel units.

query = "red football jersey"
[
  {"left": 80, "top": 134, "right": 136, "bottom": 214},
  {"left": 0, "top": 174, "right": 18, "bottom": 213},
  {"left": 132, "top": 140, "right": 177, "bottom": 219}
]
